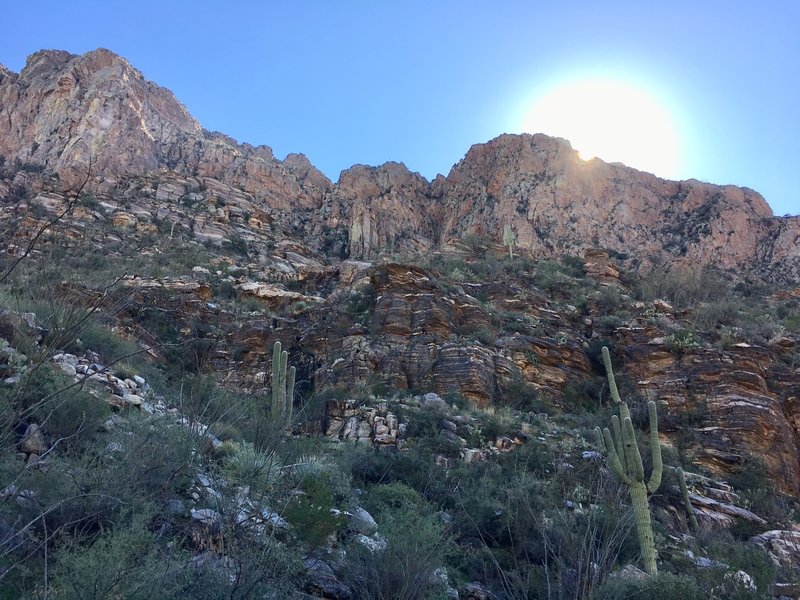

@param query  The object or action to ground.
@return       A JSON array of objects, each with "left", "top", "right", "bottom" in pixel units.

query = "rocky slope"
[
  {"left": 1, "top": 48, "right": 798, "bottom": 283},
  {"left": 1, "top": 48, "right": 799, "bottom": 496}
]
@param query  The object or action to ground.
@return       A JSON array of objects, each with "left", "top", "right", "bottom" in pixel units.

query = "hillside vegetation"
[{"left": 0, "top": 156, "right": 799, "bottom": 599}]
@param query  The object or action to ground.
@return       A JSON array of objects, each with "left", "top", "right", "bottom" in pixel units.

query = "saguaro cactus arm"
[
  {"left": 677, "top": 467, "right": 699, "bottom": 531},
  {"left": 272, "top": 342, "right": 288, "bottom": 421},
  {"left": 602, "top": 346, "right": 622, "bottom": 404},
  {"left": 647, "top": 401, "right": 663, "bottom": 493},
  {"left": 286, "top": 365, "right": 296, "bottom": 425},
  {"left": 595, "top": 425, "right": 633, "bottom": 486}
]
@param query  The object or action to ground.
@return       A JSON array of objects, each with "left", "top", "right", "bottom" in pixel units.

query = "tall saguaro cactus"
[
  {"left": 594, "top": 346, "right": 663, "bottom": 575},
  {"left": 270, "top": 341, "right": 295, "bottom": 430}
]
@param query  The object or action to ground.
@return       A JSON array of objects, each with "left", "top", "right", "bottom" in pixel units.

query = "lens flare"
[{"left": 522, "top": 79, "right": 681, "bottom": 178}]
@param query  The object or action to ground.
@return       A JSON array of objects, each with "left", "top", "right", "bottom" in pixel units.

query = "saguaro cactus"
[
  {"left": 270, "top": 341, "right": 295, "bottom": 430},
  {"left": 503, "top": 223, "right": 516, "bottom": 259},
  {"left": 594, "top": 346, "right": 663, "bottom": 575},
  {"left": 677, "top": 467, "right": 699, "bottom": 531}
]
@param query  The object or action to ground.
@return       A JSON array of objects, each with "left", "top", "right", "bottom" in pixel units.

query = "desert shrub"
[
  {"left": 783, "top": 314, "right": 800, "bottom": 333},
  {"left": 346, "top": 443, "right": 439, "bottom": 493},
  {"left": 480, "top": 406, "right": 520, "bottom": 441},
  {"left": 345, "top": 285, "right": 376, "bottom": 321},
  {"left": 282, "top": 472, "right": 346, "bottom": 547},
  {"left": 545, "top": 493, "right": 639, "bottom": 599},
  {"left": 178, "top": 531, "right": 302, "bottom": 599},
  {"left": 593, "top": 285, "right": 624, "bottom": 316},
  {"left": 223, "top": 443, "right": 282, "bottom": 495},
  {"left": 223, "top": 235, "right": 250, "bottom": 258},
  {"left": 343, "top": 482, "right": 451, "bottom": 600},
  {"left": 638, "top": 266, "right": 730, "bottom": 309},
  {"left": 693, "top": 298, "right": 746, "bottom": 330},
  {"left": 212, "top": 279, "right": 237, "bottom": 300},
  {"left": 48, "top": 512, "right": 184, "bottom": 600},
  {"left": 533, "top": 260, "right": 574, "bottom": 294},
  {"left": 562, "top": 376, "right": 606, "bottom": 412},
  {"left": 501, "top": 374, "right": 548, "bottom": 412},
  {"left": 593, "top": 571, "right": 705, "bottom": 599},
  {"left": 68, "top": 322, "right": 139, "bottom": 363},
  {"left": 77, "top": 193, "right": 99, "bottom": 209},
  {"left": 561, "top": 255, "right": 586, "bottom": 277},
  {"left": 666, "top": 329, "right": 698, "bottom": 356},
  {"left": 0, "top": 364, "right": 109, "bottom": 450},
  {"left": 687, "top": 529, "right": 778, "bottom": 595}
]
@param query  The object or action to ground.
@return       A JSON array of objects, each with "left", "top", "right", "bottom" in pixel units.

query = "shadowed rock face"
[{"left": 615, "top": 329, "right": 800, "bottom": 495}]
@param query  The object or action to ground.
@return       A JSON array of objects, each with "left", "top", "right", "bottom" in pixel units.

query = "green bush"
[
  {"left": 282, "top": 472, "right": 346, "bottom": 547},
  {"left": 593, "top": 571, "right": 705, "bottom": 599},
  {"left": 49, "top": 512, "right": 182, "bottom": 600},
  {"left": 501, "top": 374, "right": 548, "bottom": 412},
  {"left": 68, "top": 323, "right": 139, "bottom": 364},
  {"left": 343, "top": 482, "right": 451, "bottom": 600},
  {"left": 0, "top": 364, "right": 109, "bottom": 450}
]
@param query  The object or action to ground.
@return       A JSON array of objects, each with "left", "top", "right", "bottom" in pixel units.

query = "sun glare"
[{"left": 522, "top": 79, "right": 681, "bottom": 178}]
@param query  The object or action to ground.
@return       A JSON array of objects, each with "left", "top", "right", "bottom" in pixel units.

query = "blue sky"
[{"left": 2, "top": 1, "right": 798, "bottom": 216}]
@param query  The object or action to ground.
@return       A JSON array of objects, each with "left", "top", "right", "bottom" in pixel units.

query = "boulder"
[
  {"left": 20, "top": 424, "right": 46, "bottom": 455},
  {"left": 303, "top": 558, "right": 351, "bottom": 599}
]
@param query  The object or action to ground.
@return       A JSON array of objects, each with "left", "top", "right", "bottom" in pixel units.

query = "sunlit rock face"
[
  {"left": 316, "top": 133, "right": 799, "bottom": 283},
  {"left": 3, "top": 49, "right": 797, "bottom": 283},
  {"left": 0, "top": 48, "right": 330, "bottom": 210},
  {"left": 434, "top": 133, "right": 798, "bottom": 283}
]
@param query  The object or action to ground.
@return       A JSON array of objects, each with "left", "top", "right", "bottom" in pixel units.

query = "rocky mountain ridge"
[{"left": 1, "top": 48, "right": 799, "bottom": 283}]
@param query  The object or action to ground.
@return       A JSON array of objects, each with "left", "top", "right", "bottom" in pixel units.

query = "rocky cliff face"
[
  {"left": 2, "top": 48, "right": 798, "bottom": 283},
  {"left": 435, "top": 134, "right": 800, "bottom": 282},
  {"left": 0, "top": 48, "right": 330, "bottom": 210}
]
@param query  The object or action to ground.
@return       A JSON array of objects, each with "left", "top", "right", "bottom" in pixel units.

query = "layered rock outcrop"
[{"left": 616, "top": 329, "right": 800, "bottom": 495}]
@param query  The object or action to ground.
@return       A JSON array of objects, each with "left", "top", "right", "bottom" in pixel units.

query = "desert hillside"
[{"left": 0, "top": 48, "right": 798, "bottom": 599}]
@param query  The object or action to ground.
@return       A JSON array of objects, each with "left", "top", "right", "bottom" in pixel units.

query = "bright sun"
[{"left": 522, "top": 79, "right": 681, "bottom": 178}]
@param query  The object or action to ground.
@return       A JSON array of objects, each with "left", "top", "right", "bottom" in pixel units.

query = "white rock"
[
  {"left": 190, "top": 508, "right": 221, "bottom": 525},
  {"left": 57, "top": 363, "right": 77, "bottom": 377},
  {"left": 354, "top": 533, "right": 387, "bottom": 552},
  {"left": 260, "top": 509, "right": 290, "bottom": 529},
  {"left": 122, "top": 393, "right": 143, "bottom": 407},
  {"left": 350, "top": 507, "right": 378, "bottom": 535}
]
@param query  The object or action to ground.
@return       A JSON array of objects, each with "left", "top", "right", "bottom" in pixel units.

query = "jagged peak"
[
  {"left": 18, "top": 49, "right": 76, "bottom": 79},
  {"left": 337, "top": 160, "right": 430, "bottom": 186},
  {"left": 0, "top": 63, "right": 16, "bottom": 83}
]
